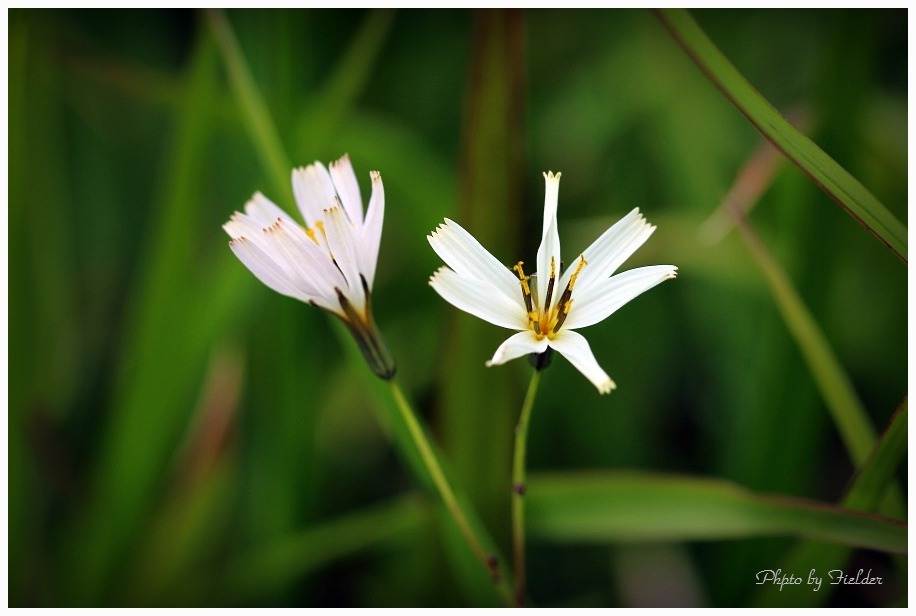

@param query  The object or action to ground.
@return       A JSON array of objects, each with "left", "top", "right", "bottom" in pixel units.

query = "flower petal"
[
  {"left": 563, "top": 265, "right": 678, "bottom": 330},
  {"left": 486, "top": 331, "right": 548, "bottom": 366},
  {"left": 329, "top": 154, "right": 365, "bottom": 226},
  {"left": 323, "top": 205, "right": 367, "bottom": 310},
  {"left": 536, "top": 171, "right": 562, "bottom": 310},
  {"left": 360, "top": 170, "right": 385, "bottom": 288},
  {"left": 223, "top": 210, "right": 265, "bottom": 241},
  {"left": 244, "top": 192, "right": 298, "bottom": 228},
  {"left": 292, "top": 162, "right": 337, "bottom": 228},
  {"left": 229, "top": 237, "right": 339, "bottom": 314},
  {"left": 428, "top": 218, "right": 521, "bottom": 306},
  {"left": 564, "top": 208, "right": 656, "bottom": 296},
  {"left": 548, "top": 330, "right": 616, "bottom": 394},
  {"left": 229, "top": 237, "right": 302, "bottom": 298},
  {"left": 429, "top": 266, "right": 528, "bottom": 331},
  {"left": 261, "top": 218, "right": 346, "bottom": 303}
]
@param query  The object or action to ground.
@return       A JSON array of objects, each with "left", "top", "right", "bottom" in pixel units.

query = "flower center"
[{"left": 513, "top": 255, "right": 587, "bottom": 340}]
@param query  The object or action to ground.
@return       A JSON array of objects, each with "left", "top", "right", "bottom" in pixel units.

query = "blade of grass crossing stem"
[
  {"left": 654, "top": 8, "right": 907, "bottom": 263},
  {"left": 527, "top": 472, "right": 906, "bottom": 554},
  {"left": 333, "top": 340, "right": 513, "bottom": 605},
  {"left": 754, "top": 399, "right": 908, "bottom": 607},
  {"left": 57, "top": 29, "right": 221, "bottom": 606}
]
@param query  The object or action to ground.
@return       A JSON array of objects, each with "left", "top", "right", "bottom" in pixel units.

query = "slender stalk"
[
  {"left": 511, "top": 371, "right": 542, "bottom": 607},
  {"left": 389, "top": 380, "right": 513, "bottom": 605}
]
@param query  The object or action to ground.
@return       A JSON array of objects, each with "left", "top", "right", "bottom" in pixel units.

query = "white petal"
[
  {"left": 229, "top": 237, "right": 340, "bottom": 314},
  {"left": 548, "top": 330, "right": 616, "bottom": 394},
  {"left": 329, "top": 154, "right": 365, "bottom": 226},
  {"left": 360, "top": 170, "right": 385, "bottom": 288},
  {"left": 229, "top": 237, "right": 301, "bottom": 298},
  {"left": 292, "top": 162, "right": 337, "bottom": 228},
  {"left": 240, "top": 192, "right": 298, "bottom": 229},
  {"left": 536, "top": 171, "right": 562, "bottom": 310},
  {"left": 563, "top": 265, "right": 678, "bottom": 330},
  {"left": 429, "top": 267, "right": 528, "bottom": 331},
  {"left": 261, "top": 218, "right": 346, "bottom": 303},
  {"left": 223, "top": 210, "right": 265, "bottom": 241},
  {"left": 565, "top": 208, "right": 656, "bottom": 296},
  {"left": 486, "top": 331, "right": 548, "bottom": 366},
  {"left": 427, "top": 218, "right": 521, "bottom": 306},
  {"left": 323, "top": 205, "right": 367, "bottom": 310}
]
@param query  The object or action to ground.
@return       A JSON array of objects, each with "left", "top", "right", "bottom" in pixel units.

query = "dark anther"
[{"left": 513, "top": 482, "right": 526, "bottom": 496}]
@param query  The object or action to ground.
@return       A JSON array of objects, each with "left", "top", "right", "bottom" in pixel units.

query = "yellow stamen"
[
  {"left": 552, "top": 255, "right": 588, "bottom": 333},
  {"left": 306, "top": 220, "right": 327, "bottom": 245}
]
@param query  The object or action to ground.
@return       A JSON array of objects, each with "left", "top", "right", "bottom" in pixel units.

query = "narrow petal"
[
  {"left": 243, "top": 192, "right": 298, "bottom": 228},
  {"left": 292, "top": 162, "right": 337, "bottom": 228},
  {"left": 360, "top": 170, "right": 385, "bottom": 288},
  {"left": 323, "top": 205, "right": 367, "bottom": 310},
  {"left": 223, "top": 210, "right": 266, "bottom": 241},
  {"left": 536, "top": 171, "right": 562, "bottom": 310},
  {"left": 428, "top": 218, "right": 521, "bottom": 306},
  {"left": 563, "top": 265, "right": 678, "bottom": 330},
  {"left": 229, "top": 237, "right": 302, "bottom": 299},
  {"left": 548, "top": 330, "right": 616, "bottom": 394},
  {"left": 486, "top": 331, "right": 548, "bottom": 366},
  {"left": 329, "top": 154, "right": 365, "bottom": 226},
  {"left": 565, "top": 208, "right": 656, "bottom": 296},
  {"left": 261, "top": 218, "right": 346, "bottom": 303},
  {"left": 229, "top": 237, "right": 339, "bottom": 314},
  {"left": 429, "top": 266, "right": 528, "bottom": 331}
]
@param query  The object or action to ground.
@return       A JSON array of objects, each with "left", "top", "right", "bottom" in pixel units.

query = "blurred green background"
[{"left": 9, "top": 8, "right": 907, "bottom": 607}]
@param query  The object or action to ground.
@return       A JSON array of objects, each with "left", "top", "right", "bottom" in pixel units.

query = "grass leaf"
[
  {"left": 528, "top": 471, "right": 906, "bottom": 554},
  {"left": 654, "top": 8, "right": 907, "bottom": 262}
]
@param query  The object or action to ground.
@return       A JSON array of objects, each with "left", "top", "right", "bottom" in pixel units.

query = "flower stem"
[
  {"left": 511, "top": 370, "right": 542, "bottom": 607},
  {"left": 388, "top": 380, "right": 513, "bottom": 605}
]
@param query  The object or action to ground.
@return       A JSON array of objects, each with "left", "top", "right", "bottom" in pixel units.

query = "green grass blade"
[
  {"left": 754, "top": 398, "right": 907, "bottom": 607},
  {"left": 197, "top": 494, "right": 429, "bottom": 606},
  {"left": 439, "top": 2, "right": 525, "bottom": 545},
  {"left": 754, "top": 400, "right": 908, "bottom": 607},
  {"left": 206, "top": 8, "right": 291, "bottom": 204},
  {"left": 295, "top": 9, "right": 396, "bottom": 151},
  {"left": 654, "top": 8, "right": 907, "bottom": 262},
  {"left": 844, "top": 398, "right": 907, "bottom": 512},
  {"left": 56, "top": 28, "right": 225, "bottom": 605},
  {"left": 729, "top": 206, "right": 878, "bottom": 467},
  {"left": 527, "top": 472, "right": 906, "bottom": 554}
]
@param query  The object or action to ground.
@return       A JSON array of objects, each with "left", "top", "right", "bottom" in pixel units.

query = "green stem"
[
  {"left": 389, "top": 381, "right": 513, "bottom": 606},
  {"left": 511, "top": 371, "right": 542, "bottom": 607}
]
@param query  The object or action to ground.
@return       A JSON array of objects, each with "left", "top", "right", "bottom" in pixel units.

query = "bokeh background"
[{"left": 9, "top": 8, "right": 907, "bottom": 607}]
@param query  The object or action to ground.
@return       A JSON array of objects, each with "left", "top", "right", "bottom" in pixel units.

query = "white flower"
[
  {"left": 223, "top": 154, "right": 395, "bottom": 379},
  {"left": 428, "top": 171, "right": 677, "bottom": 394}
]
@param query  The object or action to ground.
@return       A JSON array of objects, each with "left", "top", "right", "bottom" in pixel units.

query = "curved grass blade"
[
  {"left": 193, "top": 495, "right": 429, "bottom": 606},
  {"left": 655, "top": 8, "right": 907, "bottom": 263},
  {"left": 754, "top": 398, "right": 908, "bottom": 607},
  {"left": 727, "top": 193, "right": 905, "bottom": 519},
  {"left": 527, "top": 471, "right": 906, "bottom": 555},
  {"left": 206, "top": 8, "right": 291, "bottom": 204}
]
